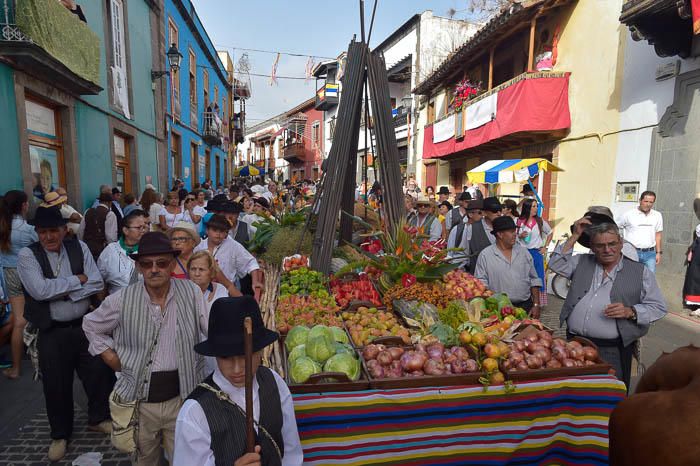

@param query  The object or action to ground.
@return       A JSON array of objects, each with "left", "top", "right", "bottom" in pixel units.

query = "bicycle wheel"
[{"left": 551, "top": 275, "right": 570, "bottom": 300}]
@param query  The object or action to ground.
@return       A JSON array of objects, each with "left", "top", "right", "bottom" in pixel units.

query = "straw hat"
[
  {"left": 40, "top": 191, "right": 67, "bottom": 208},
  {"left": 415, "top": 195, "right": 435, "bottom": 206},
  {"left": 166, "top": 221, "right": 201, "bottom": 246}
]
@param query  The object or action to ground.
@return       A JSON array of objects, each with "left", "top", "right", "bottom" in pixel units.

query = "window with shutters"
[
  {"left": 168, "top": 19, "right": 180, "bottom": 119},
  {"left": 311, "top": 121, "right": 320, "bottom": 149},
  {"left": 189, "top": 48, "right": 197, "bottom": 127},
  {"left": 109, "top": 0, "right": 130, "bottom": 118}
]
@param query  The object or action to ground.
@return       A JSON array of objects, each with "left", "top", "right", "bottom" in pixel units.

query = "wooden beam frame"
[
  {"left": 488, "top": 47, "right": 495, "bottom": 90},
  {"left": 527, "top": 16, "right": 537, "bottom": 71}
]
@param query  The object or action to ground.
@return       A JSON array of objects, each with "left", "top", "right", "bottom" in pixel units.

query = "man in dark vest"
[
  {"left": 111, "top": 187, "right": 124, "bottom": 231},
  {"left": 445, "top": 192, "right": 471, "bottom": 233},
  {"left": 458, "top": 197, "right": 503, "bottom": 274},
  {"left": 80, "top": 192, "right": 118, "bottom": 260},
  {"left": 173, "top": 296, "right": 303, "bottom": 465},
  {"left": 549, "top": 218, "right": 667, "bottom": 389},
  {"left": 17, "top": 206, "right": 113, "bottom": 462}
]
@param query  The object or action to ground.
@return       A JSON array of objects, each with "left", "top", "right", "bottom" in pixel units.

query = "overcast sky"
[{"left": 193, "top": 0, "right": 480, "bottom": 123}]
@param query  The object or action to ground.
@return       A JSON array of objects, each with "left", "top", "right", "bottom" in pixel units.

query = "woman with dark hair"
[
  {"left": 0, "top": 190, "right": 38, "bottom": 379},
  {"left": 425, "top": 186, "right": 435, "bottom": 202},
  {"left": 517, "top": 199, "right": 552, "bottom": 306},
  {"left": 502, "top": 199, "right": 519, "bottom": 220}
]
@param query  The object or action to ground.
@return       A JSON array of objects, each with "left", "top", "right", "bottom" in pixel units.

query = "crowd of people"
[
  {"left": 0, "top": 172, "right": 677, "bottom": 462},
  {"left": 0, "top": 176, "right": 316, "bottom": 464}
]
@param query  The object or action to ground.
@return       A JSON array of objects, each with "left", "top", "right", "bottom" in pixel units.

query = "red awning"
[{"left": 423, "top": 73, "right": 571, "bottom": 159}]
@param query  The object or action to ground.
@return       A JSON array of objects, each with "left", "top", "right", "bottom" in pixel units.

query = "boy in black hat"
[
  {"left": 174, "top": 296, "right": 302, "bottom": 466},
  {"left": 457, "top": 196, "right": 503, "bottom": 274}
]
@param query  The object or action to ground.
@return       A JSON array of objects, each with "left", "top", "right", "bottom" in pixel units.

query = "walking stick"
[{"left": 244, "top": 316, "right": 255, "bottom": 453}]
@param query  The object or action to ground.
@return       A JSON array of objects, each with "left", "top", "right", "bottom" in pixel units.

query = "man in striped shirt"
[{"left": 83, "top": 232, "right": 209, "bottom": 464}]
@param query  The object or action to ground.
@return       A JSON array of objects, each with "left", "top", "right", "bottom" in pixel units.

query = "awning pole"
[{"left": 528, "top": 178, "right": 543, "bottom": 216}]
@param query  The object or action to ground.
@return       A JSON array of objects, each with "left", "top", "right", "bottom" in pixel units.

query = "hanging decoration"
[{"left": 269, "top": 53, "right": 281, "bottom": 86}]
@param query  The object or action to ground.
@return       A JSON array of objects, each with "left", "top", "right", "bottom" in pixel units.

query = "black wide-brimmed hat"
[
  {"left": 483, "top": 196, "right": 503, "bottom": 213},
  {"left": 129, "top": 232, "right": 180, "bottom": 260},
  {"left": 457, "top": 192, "right": 471, "bottom": 202},
  {"left": 466, "top": 199, "right": 484, "bottom": 211},
  {"left": 574, "top": 210, "right": 617, "bottom": 249},
  {"left": 30, "top": 206, "right": 68, "bottom": 228},
  {"left": 195, "top": 296, "right": 279, "bottom": 357},
  {"left": 437, "top": 186, "right": 451, "bottom": 195},
  {"left": 491, "top": 216, "right": 517, "bottom": 235},
  {"left": 205, "top": 200, "right": 222, "bottom": 212}
]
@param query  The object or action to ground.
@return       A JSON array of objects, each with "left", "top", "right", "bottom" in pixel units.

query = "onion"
[
  {"left": 366, "top": 359, "right": 379, "bottom": 369},
  {"left": 582, "top": 347, "right": 599, "bottom": 362},
  {"left": 515, "top": 361, "right": 529, "bottom": 371},
  {"left": 526, "top": 334, "right": 539, "bottom": 343},
  {"left": 562, "top": 358, "right": 576, "bottom": 368},
  {"left": 537, "top": 330, "right": 553, "bottom": 341},
  {"left": 527, "top": 342, "right": 544, "bottom": 354},
  {"left": 570, "top": 347, "right": 585, "bottom": 362},
  {"left": 388, "top": 347, "right": 405, "bottom": 360},
  {"left": 377, "top": 350, "right": 394, "bottom": 366},
  {"left": 546, "top": 359, "right": 562, "bottom": 368},
  {"left": 509, "top": 351, "right": 525, "bottom": 364},
  {"left": 552, "top": 338, "right": 567, "bottom": 348},
  {"left": 533, "top": 348, "right": 552, "bottom": 362},
  {"left": 465, "top": 359, "right": 479, "bottom": 372},
  {"left": 363, "top": 344, "right": 380, "bottom": 360},
  {"left": 567, "top": 340, "right": 583, "bottom": 350},
  {"left": 502, "top": 359, "right": 513, "bottom": 371},
  {"left": 407, "top": 369, "right": 424, "bottom": 377},
  {"left": 369, "top": 365, "right": 385, "bottom": 379},
  {"left": 386, "top": 364, "right": 402, "bottom": 378},
  {"left": 540, "top": 338, "right": 552, "bottom": 349},
  {"left": 451, "top": 359, "right": 468, "bottom": 374},
  {"left": 415, "top": 343, "right": 426, "bottom": 353},
  {"left": 584, "top": 360, "right": 596, "bottom": 366},
  {"left": 424, "top": 358, "right": 446, "bottom": 375},
  {"left": 526, "top": 355, "right": 543, "bottom": 369},
  {"left": 574, "top": 360, "right": 584, "bottom": 367},
  {"left": 400, "top": 351, "right": 426, "bottom": 372},
  {"left": 451, "top": 347, "right": 470, "bottom": 360},
  {"left": 427, "top": 344, "right": 444, "bottom": 361},
  {"left": 513, "top": 340, "right": 527, "bottom": 352},
  {"left": 552, "top": 347, "right": 568, "bottom": 362},
  {"left": 443, "top": 353, "right": 457, "bottom": 365}
]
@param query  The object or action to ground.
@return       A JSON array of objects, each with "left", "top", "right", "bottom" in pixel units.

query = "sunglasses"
[
  {"left": 170, "top": 236, "right": 191, "bottom": 243},
  {"left": 137, "top": 259, "right": 172, "bottom": 269}
]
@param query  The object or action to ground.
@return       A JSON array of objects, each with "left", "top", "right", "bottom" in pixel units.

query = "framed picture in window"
[{"left": 29, "top": 145, "right": 60, "bottom": 199}]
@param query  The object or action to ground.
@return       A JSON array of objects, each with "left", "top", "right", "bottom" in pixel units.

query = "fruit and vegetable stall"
[{"left": 253, "top": 225, "right": 627, "bottom": 465}]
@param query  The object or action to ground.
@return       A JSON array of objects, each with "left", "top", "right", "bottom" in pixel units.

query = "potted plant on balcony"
[{"left": 451, "top": 79, "right": 481, "bottom": 138}]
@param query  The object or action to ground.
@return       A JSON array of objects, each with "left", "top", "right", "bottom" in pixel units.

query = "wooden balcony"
[
  {"left": 283, "top": 142, "right": 307, "bottom": 164},
  {"left": 0, "top": 0, "right": 102, "bottom": 95},
  {"left": 202, "top": 111, "right": 222, "bottom": 146},
  {"left": 315, "top": 83, "right": 339, "bottom": 111}
]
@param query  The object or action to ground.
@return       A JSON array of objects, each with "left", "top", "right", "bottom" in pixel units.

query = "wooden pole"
[
  {"left": 527, "top": 17, "right": 537, "bottom": 71},
  {"left": 244, "top": 316, "right": 255, "bottom": 453},
  {"left": 488, "top": 48, "right": 494, "bottom": 90}
]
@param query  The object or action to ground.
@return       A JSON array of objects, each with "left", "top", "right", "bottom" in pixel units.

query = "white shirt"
[
  {"left": 96, "top": 241, "right": 140, "bottom": 294},
  {"left": 232, "top": 217, "right": 258, "bottom": 240},
  {"left": 617, "top": 208, "right": 663, "bottom": 249},
  {"left": 192, "top": 205, "right": 207, "bottom": 232},
  {"left": 173, "top": 366, "right": 303, "bottom": 466},
  {"left": 148, "top": 203, "right": 163, "bottom": 231},
  {"left": 412, "top": 214, "right": 443, "bottom": 242},
  {"left": 60, "top": 203, "right": 81, "bottom": 235},
  {"left": 195, "top": 237, "right": 259, "bottom": 283},
  {"left": 516, "top": 219, "right": 552, "bottom": 249},
  {"left": 160, "top": 207, "right": 199, "bottom": 228}
]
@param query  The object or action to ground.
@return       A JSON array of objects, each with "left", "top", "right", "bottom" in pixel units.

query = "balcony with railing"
[
  {"left": 315, "top": 82, "right": 339, "bottom": 111},
  {"left": 282, "top": 142, "right": 307, "bottom": 164},
  {"left": 422, "top": 71, "right": 571, "bottom": 160},
  {"left": 0, "top": 0, "right": 101, "bottom": 94},
  {"left": 202, "top": 111, "right": 222, "bottom": 146}
]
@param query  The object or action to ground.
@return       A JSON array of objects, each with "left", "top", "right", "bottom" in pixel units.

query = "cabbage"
[
  {"left": 334, "top": 342, "right": 357, "bottom": 357},
  {"left": 287, "top": 344, "right": 306, "bottom": 365},
  {"left": 308, "top": 324, "right": 333, "bottom": 342},
  {"left": 289, "top": 356, "right": 321, "bottom": 384},
  {"left": 330, "top": 326, "right": 349, "bottom": 344},
  {"left": 323, "top": 353, "right": 361, "bottom": 381},
  {"left": 285, "top": 326, "right": 310, "bottom": 352},
  {"left": 305, "top": 335, "right": 336, "bottom": 364}
]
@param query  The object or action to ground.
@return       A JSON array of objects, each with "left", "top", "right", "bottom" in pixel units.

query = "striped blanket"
[{"left": 293, "top": 375, "right": 626, "bottom": 466}]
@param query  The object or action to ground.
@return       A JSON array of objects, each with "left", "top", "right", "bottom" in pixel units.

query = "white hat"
[{"left": 251, "top": 185, "right": 266, "bottom": 194}]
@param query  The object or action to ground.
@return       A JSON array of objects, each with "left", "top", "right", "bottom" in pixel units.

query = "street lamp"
[{"left": 151, "top": 43, "right": 182, "bottom": 80}]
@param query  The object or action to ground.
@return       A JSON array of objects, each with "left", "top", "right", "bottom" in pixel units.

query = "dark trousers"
[
  {"left": 38, "top": 321, "right": 115, "bottom": 439},
  {"left": 239, "top": 274, "right": 253, "bottom": 296},
  {"left": 567, "top": 331, "right": 634, "bottom": 391},
  {"left": 512, "top": 297, "right": 534, "bottom": 312}
]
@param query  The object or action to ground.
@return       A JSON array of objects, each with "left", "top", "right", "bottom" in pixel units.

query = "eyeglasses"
[
  {"left": 170, "top": 236, "right": 191, "bottom": 243},
  {"left": 125, "top": 225, "right": 149, "bottom": 231},
  {"left": 591, "top": 241, "right": 620, "bottom": 251},
  {"left": 186, "top": 197, "right": 195, "bottom": 201},
  {"left": 137, "top": 258, "right": 172, "bottom": 269}
]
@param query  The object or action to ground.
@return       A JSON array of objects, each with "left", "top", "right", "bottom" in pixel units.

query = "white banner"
[
  {"left": 466, "top": 92, "right": 497, "bottom": 130},
  {"left": 432, "top": 113, "right": 455, "bottom": 143}
]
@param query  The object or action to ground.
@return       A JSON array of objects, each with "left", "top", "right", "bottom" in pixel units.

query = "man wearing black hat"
[
  {"left": 445, "top": 192, "right": 471, "bottom": 233},
  {"left": 549, "top": 216, "right": 666, "bottom": 389},
  {"left": 173, "top": 296, "right": 303, "bottom": 466},
  {"left": 437, "top": 186, "right": 451, "bottom": 204},
  {"left": 447, "top": 199, "right": 482, "bottom": 267},
  {"left": 17, "top": 206, "right": 113, "bottom": 461},
  {"left": 474, "top": 216, "right": 542, "bottom": 316},
  {"left": 457, "top": 197, "right": 503, "bottom": 274},
  {"left": 83, "top": 232, "right": 210, "bottom": 463}
]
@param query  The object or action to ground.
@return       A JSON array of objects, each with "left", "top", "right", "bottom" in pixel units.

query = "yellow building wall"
[{"left": 548, "top": 0, "right": 626, "bottom": 237}]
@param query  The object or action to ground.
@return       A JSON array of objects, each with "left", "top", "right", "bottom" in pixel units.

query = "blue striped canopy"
[{"left": 467, "top": 158, "right": 562, "bottom": 184}]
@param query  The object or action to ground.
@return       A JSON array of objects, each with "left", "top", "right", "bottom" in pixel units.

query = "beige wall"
[{"left": 547, "top": 0, "right": 626, "bottom": 237}]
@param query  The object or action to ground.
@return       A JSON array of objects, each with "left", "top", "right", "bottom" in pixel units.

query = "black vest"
[
  {"left": 23, "top": 238, "right": 84, "bottom": 330},
  {"left": 560, "top": 255, "right": 648, "bottom": 347},
  {"left": 187, "top": 367, "right": 284, "bottom": 466},
  {"left": 449, "top": 208, "right": 465, "bottom": 232},
  {"left": 232, "top": 220, "right": 250, "bottom": 246},
  {"left": 468, "top": 221, "right": 492, "bottom": 274}
]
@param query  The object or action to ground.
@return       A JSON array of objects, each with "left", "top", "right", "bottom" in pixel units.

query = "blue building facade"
[
  {"left": 164, "top": 0, "right": 230, "bottom": 191},
  {"left": 0, "top": 0, "right": 165, "bottom": 210}
]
